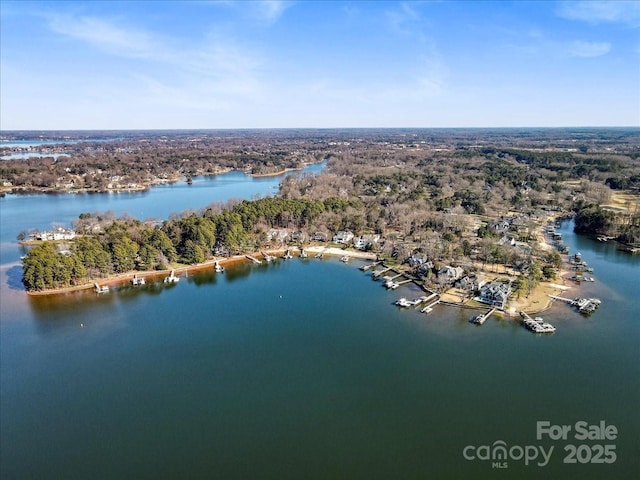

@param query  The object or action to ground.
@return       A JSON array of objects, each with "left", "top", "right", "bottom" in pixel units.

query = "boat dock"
[
  {"left": 387, "top": 272, "right": 405, "bottom": 281},
  {"left": 360, "top": 261, "right": 383, "bottom": 271},
  {"left": 548, "top": 295, "right": 601, "bottom": 314},
  {"left": 421, "top": 298, "right": 441, "bottom": 314},
  {"left": 470, "top": 307, "right": 496, "bottom": 325},
  {"left": 245, "top": 254, "right": 262, "bottom": 264},
  {"left": 131, "top": 274, "right": 145, "bottom": 286},
  {"left": 548, "top": 294, "right": 574, "bottom": 304},
  {"left": 574, "top": 298, "right": 601, "bottom": 314},
  {"left": 395, "top": 296, "right": 430, "bottom": 308},
  {"left": 520, "top": 311, "right": 556, "bottom": 333},
  {"left": 422, "top": 292, "right": 438, "bottom": 303},
  {"left": 260, "top": 252, "right": 276, "bottom": 262},
  {"left": 372, "top": 266, "right": 393, "bottom": 278},
  {"left": 382, "top": 271, "right": 412, "bottom": 287},
  {"left": 94, "top": 282, "right": 110, "bottom": 293},
  {"left": 164, "top": 269, "right": 179, "bottom": 283}
]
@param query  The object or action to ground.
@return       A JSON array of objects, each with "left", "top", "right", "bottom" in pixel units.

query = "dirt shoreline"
[
  {"left": 25, "top": 246, "right": 376, "bottom": 296},
  {"left": 249, "top": 167, "right": 302, "bottom": 178}
]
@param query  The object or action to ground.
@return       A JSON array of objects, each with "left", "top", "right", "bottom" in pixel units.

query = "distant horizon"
[
  {"left": 2, "top": 125, "right": 640, "bottom": 134},
  {"left": 2, "top": 1, "right": 639, "bottom": 130}
]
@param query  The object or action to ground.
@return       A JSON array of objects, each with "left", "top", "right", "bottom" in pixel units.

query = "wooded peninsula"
[{"left": 6, "top": 128, "right": 639, "bottom": 299}]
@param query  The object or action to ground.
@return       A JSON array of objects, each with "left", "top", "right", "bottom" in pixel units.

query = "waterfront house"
[
  {"left": 289, "top": 231, "right": 304, "bottom": 243},
  {"left": 478, "top": 281, "right": 512, "bottom": 309},
  {"left": 310, "top": 232, "right": 328, "bottom": 242},
  {"left": 267, "top": 228, "right": 289, "bottom": 243},
  {"left": 353, "top": 234, "right": 380, "bottom": 250},
  {"left": 407, "top": 255, "right": 431, "bottom": 268},
  {"left": 37, "top": 228, "right": 76, "bottom": 241},
  {"left": 438, "top": 265, "right": 464, "bottom": 283},
  {"left": 213, "top": 244, "right": 229, "bottom": 257},
  {"left": 455, "top": 274, "right": 486, "bottom": 293},
  {"left": 333, "top": 230, "right": 354, "bottom": 245}
]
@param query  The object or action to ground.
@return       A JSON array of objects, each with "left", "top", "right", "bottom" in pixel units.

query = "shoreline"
[
  {"left": 1, "top": 161, "right": 325, "bottom": 194},
  {"left": 511, "top": 216, "right": 573, "bottom": 315},
  {"left": 249, "top": 167, "right": 302, "bottom": 178},
  {"left": 24, "top": 245, "right": 376, "bottom": 297}
]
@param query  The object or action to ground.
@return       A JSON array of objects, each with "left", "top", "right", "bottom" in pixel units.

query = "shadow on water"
[
  {"left": 27, "top": 291, "right": 119, "bottom": 334},
  {"left": 5, "top": 265, "right": 25, "bottom": 291},
  {"left": 223, "top": 263, "right": 254, "bottom": 282},
  {"left": 26, "top": 278, "right": 178, "bottom": 320},
  {"left": 115, "top": 281, "right": 168, "bottom": 300}
]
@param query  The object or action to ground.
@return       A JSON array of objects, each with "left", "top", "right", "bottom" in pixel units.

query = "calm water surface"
[{"left": 1, "top": 183, "right": 638, "bottom": 478}]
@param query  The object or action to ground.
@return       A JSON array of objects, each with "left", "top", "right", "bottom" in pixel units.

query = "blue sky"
[{"left": 1, "top": 0, "right": 639, "bottom": 129}]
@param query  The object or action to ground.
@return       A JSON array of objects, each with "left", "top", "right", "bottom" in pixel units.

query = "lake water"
[
  {"left": 0, "top": 162, "right": 325, "bottom": 265},
  {"left": 0, "top": 172, "right": 638, "bottom": 478}
]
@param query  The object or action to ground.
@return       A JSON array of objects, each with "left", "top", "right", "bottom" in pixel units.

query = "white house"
[
  {"left": 353, "top": 234, "right": 380, "bottom": 250},
  {"left": 333, "top": 230, "right": 354, "bottom": 244},
  {"left": 37, "top": 228, "right": 76, "bottom": 241}
]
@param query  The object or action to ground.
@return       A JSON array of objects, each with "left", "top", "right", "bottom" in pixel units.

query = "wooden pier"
[
  {"left": 548, "top": 294, "right": 574, "bottom": 304},
  {"left": 245, "top": 254, "right": 262, "bottom": 264},
  {"left": 260, "top": 251, "right": 276, "bottom": 262},
  {"left": 421, "top": 298, "right": 441, "bottom": 314},
  {"left": 372, "top": 266, "right": 393, "bottom": 279},
  {"left": 549, "top": 294, "right": 601, "bottom": 314},
  {"left": 360, "top": 261, "right": 383, "bottom": 271},
  {"left": 471, "top": 307, "right": 496, "bottom": 325},
  {"left": 422, "top": 292, "right": 438, "bottom": 303}
]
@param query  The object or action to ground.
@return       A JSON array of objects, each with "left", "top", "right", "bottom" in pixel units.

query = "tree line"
[{"left": 22, "top": 197, "right": 338, "bottom": 291}]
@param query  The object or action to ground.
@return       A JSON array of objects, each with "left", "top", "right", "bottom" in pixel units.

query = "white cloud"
[
  {"left": 557, "top": 1, "right": 640, "bottom": 27},
  {"left": 568, "top": 40, "right": 611, "bottom": 58},
  {"left": 198, "top": 0, "right": 292, "bottom": 25},
  {"left": 386, "top": 2, "right": 427, "bottom": 40},
  {"left": 256, "top": 1, "right": 292, "bottom": 24},
  {"left": 47, "top": 14, "right": 157, "bottom": 59},
  {"left": 41, "top": 13, "right": 267, "bottom": 118}
]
